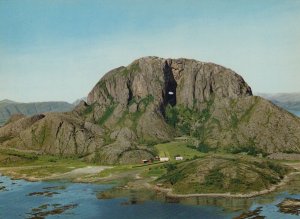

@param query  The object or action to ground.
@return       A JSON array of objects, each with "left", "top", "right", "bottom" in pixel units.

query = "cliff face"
[
  {"left": 0, "top": 57, "right": 299, "bottom": 164},
  {"left": 87, "top": 57, "right": 252, "bottom": 119},
  {"left": 84, "top": 57, "right": 252, "bottom": 141}
]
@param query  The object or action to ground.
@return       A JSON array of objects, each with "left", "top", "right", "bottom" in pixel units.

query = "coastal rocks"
[
  {"left": 28, "top": 203, "right": 78, "bottom": 219},
  {"left": 0, "top": 185, "right": 7, "bottom": 192},
  {"left": 234, "top": 207, "right": 264, "bottom": 219},
  {"left": 277, "top": 198, "right": 300, "bottom": 215}
]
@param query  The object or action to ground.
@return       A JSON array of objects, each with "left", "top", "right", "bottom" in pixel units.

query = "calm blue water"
[
  {"left": 0, "top": 175, "right": 299, "bottom": 219},
  {"left": 0, "top": 175, "right": 237, "bottom": 219}
]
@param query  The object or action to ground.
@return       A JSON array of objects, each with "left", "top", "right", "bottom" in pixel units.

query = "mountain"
[
  {"left": 0, "top": 101, "right": 74, "bottom": 126},
  {"left": 0, "top": 99, "right": 16, "bottom": 105},
  {"left": 0, "top": 57, "right": 300, "bottom": 164},
  {"left": 72, "top": 97, "right": 87, "bottom": 106},
  {"left": 257, "top": 93, "right": 300, "bottom": 116}
]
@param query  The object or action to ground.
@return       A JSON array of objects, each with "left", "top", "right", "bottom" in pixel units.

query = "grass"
[
  {"left": 0, "top": 149, "right": 89, "bottom": 178},
  {"left": 97, "top": 103, "right": 116, "bottom": 125},
  {"left": 116, "top": 95, "right": 154, "bottom": 132},
  {"left": 187, "top": 143, "right": 216, "bottom": 153},
  {"left": 164, "top": 103, "right": 214, "bottom": 141},
  {"left": 141, "top": 165, "right": 166, "bottom": 178},
  {"left": 240, "top": 97, "right": 260, "bottom": 123},
  {"left": 96, "top": 165, "right": 134, "bottom": 177},
  {"left": 154, "top": 140, "right": 205, "bottom": 161},
  {"left": 157, "top": 155, "right": 292, "bottom": 194},
  {"left": 83, "top": 103, "right": 95, "bottom": 115},
  {"left": 120, "top": 61, "right": 141, "bottom": 77},
  {"left": 0, "top": 148, "right": 38, "bottom": 161},
  {"left": 0, "top": 145, "right": 296, "bottom": 196},
  {"left": 18, "top": 164, "right": 83, "bottom": 177},
  {"left": 204, "top": 168, "right": 224, "bottom": 189},
  {"left": 226, "top": 143, "right": 267, "bottom": 157},
  {"left": 230, "top": 114, "right": 239, "bottom": 128}
]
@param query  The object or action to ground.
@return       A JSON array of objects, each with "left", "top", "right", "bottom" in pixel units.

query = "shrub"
[
  {"left": 227, "top": 145, "right": 265, "bottom": 156},
  {"left": 197, "top": 143, "right": 213, "bottom": 153},
  {"left": 165, "top": 105, "right": 178, "bottom": 128},
  {"left": 177, "top": 122, "right": 191, "bottom": 135},
  {"left": 164, "top": 163, "right": 177, "bottom": 172},
  {"left": 205, "top": 169, "right": 224, "bottom": 188},
  {"left": 266, "top": 161, "right": 288, "bottom": 178},
  {"left": 168, "top": 172, "right": 184, "bottom": 185}
]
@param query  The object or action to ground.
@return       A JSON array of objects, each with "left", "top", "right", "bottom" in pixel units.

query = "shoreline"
[
  {"left": 152, "top": 171, "right": 300, "bottom": 199},
  {"left": 1, "top": 165, "right": 300, "bottom": 199},
  {"left": 0, "top": 166, "right": 112, "bottom": 182}
]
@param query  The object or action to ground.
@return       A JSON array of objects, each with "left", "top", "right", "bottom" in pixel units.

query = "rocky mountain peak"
[
  {"left": 0, "top": 57, "right": 299, "bottom": 164},
  {"left": 87, "top": 57, "right": 252, "bottom": 118}
]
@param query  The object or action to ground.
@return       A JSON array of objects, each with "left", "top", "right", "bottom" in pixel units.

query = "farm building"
[
  {"left": 175, "top": 156, "right": 183, "bottom": 161},
  {"left": 160, "top": 157, "right": 169, "bottom": 162}
]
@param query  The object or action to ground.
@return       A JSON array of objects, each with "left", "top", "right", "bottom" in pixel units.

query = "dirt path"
[{"left": 46, "top": 166, "right": 112, "bottom": 180}]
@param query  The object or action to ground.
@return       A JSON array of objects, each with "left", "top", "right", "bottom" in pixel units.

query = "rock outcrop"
[
  {"left": 0, "top": 56, "right": 299, "bottom": 163},
  {"left": 0, "top": 101, "right": 74, "bottom": 126}
]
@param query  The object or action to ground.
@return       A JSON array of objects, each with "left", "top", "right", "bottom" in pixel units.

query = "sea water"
[
  {"left": 0, "top": 175, "right": 237, "bottom": 219},
  {"left": 0, "top": 175, "right": 300, "bottom": 219}
]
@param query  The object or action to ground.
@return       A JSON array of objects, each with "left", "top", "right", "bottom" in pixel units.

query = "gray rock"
[{"left": 0, "top": 56, "right": 299, "bottom": 164}]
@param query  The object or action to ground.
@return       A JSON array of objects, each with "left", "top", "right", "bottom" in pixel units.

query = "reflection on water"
[
  {"left": 99, "top": 174, "right": 300, "bottom": 218},
  {"left": 1, "top": 173, "right": 300, "bottom": 218},
  {"left": 0, "top": 175, "right": 237, "bottom": 219}
]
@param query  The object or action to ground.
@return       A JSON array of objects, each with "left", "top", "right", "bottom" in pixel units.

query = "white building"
[
  {"left": 160, "top": 157, "right": 169, "bottom": 162},
  {"left": 175, "top": 156, "right": 183, "bottom": 161}
]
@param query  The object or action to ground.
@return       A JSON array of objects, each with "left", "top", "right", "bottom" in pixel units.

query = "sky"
[{"left": 0, "top": 0, "right": 300, "bottom": 103}]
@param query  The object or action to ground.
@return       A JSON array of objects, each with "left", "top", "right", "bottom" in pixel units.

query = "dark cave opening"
[
  {"left": 165, "top": 80, "right": 177, "bottom": 106},
  {"left": 163, "top": 62, "right": 177, "bottom": 107},
  {"left": 127, "top": 81, "right": 133, "bottom": 104}
]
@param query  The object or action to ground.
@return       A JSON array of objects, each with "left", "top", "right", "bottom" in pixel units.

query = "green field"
[
  {"left": 154, "top": 140, "right": 204, "bottom": 161},
  {"left": 0, "top": 148, "right": 89, "bottom": 178}
]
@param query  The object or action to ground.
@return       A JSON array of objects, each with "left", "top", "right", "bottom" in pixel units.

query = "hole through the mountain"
[
  {"left": 166, "top": 82, "right": 177, "bottom": 106},
  {"left": 164, "top": 62, "right": 177, "bottom": 107}
]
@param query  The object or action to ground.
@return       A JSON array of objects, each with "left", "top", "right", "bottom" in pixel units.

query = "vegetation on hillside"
[
  {"left": 0, "top": 148, "right": 88, "bottom": 178},
  {"left": 154, "top": 140, "right": 205, "bottom": 161},
  {"left": 157, "top": 155, "right": 291, "bottom": 194}
]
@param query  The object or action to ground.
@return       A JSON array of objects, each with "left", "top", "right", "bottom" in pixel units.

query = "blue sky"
[{"left": 0, "top": 0, "right": 300, "bottom": 102}]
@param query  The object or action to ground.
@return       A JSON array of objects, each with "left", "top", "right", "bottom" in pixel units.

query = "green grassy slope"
[
  {"left": 154, "top": 140, "right": 204, "bottom": 161},
  {"left": 157, "top": 155, "right": 292, "bottom": 194}
]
